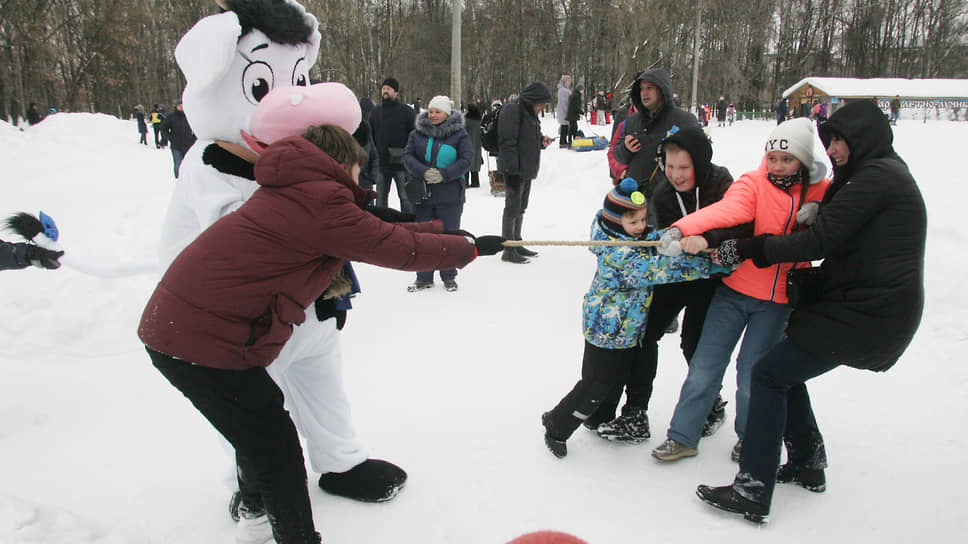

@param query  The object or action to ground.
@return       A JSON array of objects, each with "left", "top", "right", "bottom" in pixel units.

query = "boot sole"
[
  {"left": 598, "top": 432, "right": 650, "bottom": 443},
  {"left": 778, "top": 478, "right": 826, "bottom": 493},
  {"left": 652, "top": 448, "right": 698, "bottom": 461}
]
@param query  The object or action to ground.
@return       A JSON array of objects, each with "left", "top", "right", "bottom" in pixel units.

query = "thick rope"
[{"left": 502, "top": 240, "right": 662, "bottom": 247}]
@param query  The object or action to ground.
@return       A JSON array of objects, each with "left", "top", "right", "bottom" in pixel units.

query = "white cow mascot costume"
[{"left": 161, "top": 0, "right": 407, "bottom": 521}]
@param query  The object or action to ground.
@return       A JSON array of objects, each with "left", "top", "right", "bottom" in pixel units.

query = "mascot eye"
[
  {"left": 292, "top": 58, "right": 308, "bottom": 87},
  {"left": 242, "top": 61, "right": 274, "bottom": 104}
]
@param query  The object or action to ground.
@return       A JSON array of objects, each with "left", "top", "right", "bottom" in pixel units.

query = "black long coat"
[{"left": 755, "top": 100, "right": 926, "bottom": 371}]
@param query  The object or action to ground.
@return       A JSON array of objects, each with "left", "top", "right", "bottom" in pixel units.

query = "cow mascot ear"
[{"left": 175, "top": 11, "right": 243, "bottom": 98}]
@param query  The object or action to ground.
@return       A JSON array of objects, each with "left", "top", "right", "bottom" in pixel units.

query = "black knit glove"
[
  {"left": 25, "top": 244, "right": 64, "bottom": 269},
  {"left": 366, "top": 205, "right": 415, "bottom": 223},
  {"left": 712, "top": 236, "right": 770, "bottom": 268},
  {"left": 474, "top": 236, "right": 507, "bottom": 256},
  {"left": 711, "top": 239, "right": 742, "bottom": 267}
]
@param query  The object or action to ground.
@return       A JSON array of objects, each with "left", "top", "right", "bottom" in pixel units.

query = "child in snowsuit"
[
  {"left": 540, "top": 178, "right": 729, "bottom": 458},
  {"left": 139, "top": 125, "right": 504, "bottom": 543}
]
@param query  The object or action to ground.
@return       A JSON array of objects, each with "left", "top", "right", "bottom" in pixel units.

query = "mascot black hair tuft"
[
  {"left": 225, "top": 0, "right": 314, "bottom": 46},
  {"left": 5, "top": 212, "right": 44, "bottom": 241}
]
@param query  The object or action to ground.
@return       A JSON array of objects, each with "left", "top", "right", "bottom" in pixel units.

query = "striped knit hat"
[{"left": 602, "top": 178, "right": 647, "bottom": 232}]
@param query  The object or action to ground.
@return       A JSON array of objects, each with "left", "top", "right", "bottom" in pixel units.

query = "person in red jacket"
[
  {"left": 650, "top": 118, "right": 831, "bottom": 464},
  {"left": 138, "top": 125, "right": 504, "bottom": 543}
]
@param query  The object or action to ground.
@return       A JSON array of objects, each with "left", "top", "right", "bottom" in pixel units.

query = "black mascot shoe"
[
  {"left": 318, "top": 459, "right": 408, "bottom": 502},
  {"left": 229, "top": 490, "right": 242, "bottom": 522},
  {"left": 696, "top": 484, "right": 770, "bottom": 523}
]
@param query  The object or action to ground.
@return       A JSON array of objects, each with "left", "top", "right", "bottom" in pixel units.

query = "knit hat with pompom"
[{"left": 602, "top": 177, "right": 647, "bottom": 233}]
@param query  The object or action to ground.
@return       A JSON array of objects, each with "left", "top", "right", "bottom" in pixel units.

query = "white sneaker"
[{"left": 236, "top": 512, "right": 274, "bottom": 544}]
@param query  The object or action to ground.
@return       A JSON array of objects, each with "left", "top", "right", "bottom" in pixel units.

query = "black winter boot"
[
  {"left": 318, "top": 459, "right": 408, "bottom": 502},
  {"left": 776, "top": 463, "right": 826, "bottom": 492},
  {"left": 502, "top": 249, "right": 530, "bottom": 263},
  {"left": 542, "top": 412, "right": 567, "bottom": 458},
  {"left": 513, "top": 214, "right": 538, "bottom": 257},
  {"left": 696, "top": 484, "right": 770, "bottom": 523},
  {"left": 701, "top": 395, "right": 727, "bottom": 437}
]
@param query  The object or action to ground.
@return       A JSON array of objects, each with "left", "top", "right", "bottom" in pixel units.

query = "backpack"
[{"left": 480, "top": 104, "right": 502, "bottom": 154}]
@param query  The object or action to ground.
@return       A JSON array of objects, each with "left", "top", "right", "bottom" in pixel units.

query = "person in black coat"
[
  {"left": 566, "top": 84, "right": 584, "bottom": 144},
  {"left": 369, "top": 77, "right": 416, "bottom": 213},
  {"left": 355, "top": 96, "right": 380, "bottom": 195},
  {"left": 613, "top": 69, "right": 701, "bottom": 224},
  {"left": 594, "top": 126, "right": 751, "bottom": 441},
  {"left": 134, "top": 105, "right": 148, "bottom": 145},
  {"left": 159, "top": 100, "right": 197, "bottom": 178},
  {"left": 696, "top": 99, "right": 926, "bottom": 523},
  {"left": 26, "top": 103, "right": 44, "bottom": 126},
  {"left": 496, "top": 81, "right": 553, "bottom": 264},
  {"left": 464, "top": 103, "right": 483, "bottom": 188}
]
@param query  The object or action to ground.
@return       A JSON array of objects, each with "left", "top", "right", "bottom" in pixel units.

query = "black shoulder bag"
[
  {"left": 785, "top": 177, "right": 824, "bottom": 308},
  {"left": 404, "top": 137, "right": 440, "bottom": 206}
]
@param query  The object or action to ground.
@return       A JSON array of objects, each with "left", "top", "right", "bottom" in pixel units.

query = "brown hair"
[{"left": 302, "top": 124, "right": 369, "bottom": 171}]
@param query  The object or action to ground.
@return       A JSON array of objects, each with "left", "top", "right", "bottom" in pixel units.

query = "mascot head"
[{"left": 176, "top": 0, "right": 321, "bottom": 145}]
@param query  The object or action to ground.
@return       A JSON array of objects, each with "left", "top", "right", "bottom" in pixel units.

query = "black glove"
[
  {"left": 366, "top": 204, "right": 415, "bottom": 223},
  {"left": 473, "top": 236, "right": 506, "bottom": 256},
  {"left": 712, "top": 236, "right": 769, "bottom": 268},
  {"left": 444, "top": 229, "right": 476, "bottom": 239},
  {"left": 25, "top": 244, "right": 64, "bottom": 269}
]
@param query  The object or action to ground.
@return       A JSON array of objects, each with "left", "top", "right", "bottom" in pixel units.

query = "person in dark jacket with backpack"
[
  {"left": 159, "top": 100, "right": 197, "bottom": 178},
  {"left": 497, "top": 81, "right": 554, "bottom": 264},
  {"left": 696, "top": 99, "right": 926, "bottom": 524},
  {"left": 150, "top": 104, "right": 168, "bottom": 148},
  {"left": 613, "top": 69, "right": 701, "bottom": 224},
  {"left": 594, "top": 127, "right": 751, "bottom": 443}
]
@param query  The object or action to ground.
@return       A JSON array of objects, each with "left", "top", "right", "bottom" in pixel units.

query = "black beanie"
[
  {"left": 657, "top": 126, "right": 712, "bottom": 190},
  {"left": 382, "top": 77, "right": 400, "bottom": 92}
]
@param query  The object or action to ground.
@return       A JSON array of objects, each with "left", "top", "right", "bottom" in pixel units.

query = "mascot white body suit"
[{"left": 160, "top": 0, "right": 405, "bottom": 507}]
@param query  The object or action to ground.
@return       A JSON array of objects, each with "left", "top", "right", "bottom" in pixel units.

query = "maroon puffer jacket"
[{"left": 139, "top": 135, "right": 477, "bottom": 370}]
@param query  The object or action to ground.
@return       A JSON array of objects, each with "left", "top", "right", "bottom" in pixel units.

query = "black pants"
[
  {"left": 558, "top": 124, "right": 569, "bottom": 146},
  {"left": 737, "top": 338, "right": 833, "bottom": 505},
  {"left": 501, "top": 175, "right": 532, "bottom": 241},
  {"left": 148, "top": 349, "right": 319, "bottom": 543},
  {"left": 545, "top": 341, "right": 642, "bottom": 440},
  {"left": 601, "top": 278, "right": 720, "bottom": 417},
  {"left": 153, "top": 125, "right": 165, "bottom": 147}
]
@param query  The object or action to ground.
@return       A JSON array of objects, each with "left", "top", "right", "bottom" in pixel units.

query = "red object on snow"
[{"left": 506, "top": 531, "right": 589, "bottom": 544}]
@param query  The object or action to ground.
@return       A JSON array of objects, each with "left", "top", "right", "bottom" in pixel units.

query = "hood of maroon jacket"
[{"left": 139, "top": 135, "right": 477, "bottom": 370}]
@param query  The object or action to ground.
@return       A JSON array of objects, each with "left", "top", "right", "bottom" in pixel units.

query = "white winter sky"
[{"left": 1, "top": 112, "right": 966, "bottom": 543}]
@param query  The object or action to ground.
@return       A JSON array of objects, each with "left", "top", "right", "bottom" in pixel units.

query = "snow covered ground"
[{"left": 1, "top": 111, "right": 965, "bottom": 543}]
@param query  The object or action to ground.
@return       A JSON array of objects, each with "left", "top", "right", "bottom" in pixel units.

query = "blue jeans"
[
  {"left": 376, "top": 168, "right": 412, "bottom": 213},
  {"left": 734, "top": 338, "right": 836, "bottom": 505},
  {"left": 667, "top": 284, "right": 791, "bottom": 448}
]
